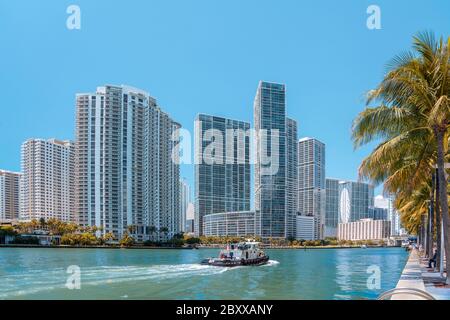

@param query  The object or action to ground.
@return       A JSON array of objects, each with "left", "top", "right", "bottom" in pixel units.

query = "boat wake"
[
  {"left": 83, "top": 263, "right": 229, "bottom": 285},
  {"left": 264, "top": 260, "right": 280, "bottom": 267},
  {"left": 0, "top": 264, "right": 229, "bottom": 298}
]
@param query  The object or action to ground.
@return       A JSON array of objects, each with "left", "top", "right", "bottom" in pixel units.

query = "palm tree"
[
  {"left": 127, "top": 225, "right": 135, "bottom": 235},
  {"left": 39, "top": 217, "right": 47, "bottom": 230},
  {"left": 148, "top": 226, "right": 157, "bottom": 241},
  {"left": 352, "top": 32, "right": 450, "bottom": 283},
  {"left": 160, "top": 227, "right": 169, "bottom": 241},
  {"left": 102, "top": 232, "right": 115, "bottom": 245}
]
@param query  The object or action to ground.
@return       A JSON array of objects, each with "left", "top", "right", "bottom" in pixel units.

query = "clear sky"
[{"left": 1, "top": 0, "right": 450, "bottom": 198}]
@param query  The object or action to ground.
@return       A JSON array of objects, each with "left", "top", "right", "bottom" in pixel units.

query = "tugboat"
[{"left": 201, "top": 240, "right": 269, "bottom": 267}]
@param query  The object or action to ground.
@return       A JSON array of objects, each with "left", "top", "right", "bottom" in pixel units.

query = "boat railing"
[{"left": 377, "top": 287, "right": 436, "bottom": 300}]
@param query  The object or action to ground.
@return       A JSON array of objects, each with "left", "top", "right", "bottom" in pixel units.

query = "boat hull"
[{"left": 201, "top": 255, "right": 269, "bottom": 267}]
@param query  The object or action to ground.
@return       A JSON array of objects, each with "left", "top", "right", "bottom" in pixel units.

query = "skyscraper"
[
  {"left": 370, "top": 207, "right": 388, "bottom": 220},
  {"left": 374, "top": 194, "right": 403, "bottom": 236},
  {"left": 0, "top": 170, "right": 21, "bottom": 221},
  {"left": 254, "top": 81, "right": 287, "bottom": 240},
  {"left": 285, "top": 117, "right": 298, "bottom": 238},
  {"left": 298, "top": 138, "right": 326, "bottom": 239},
  {"left": 325, "top": 178, "right": 340, "bottom": 237},
  {"left": 20, "top": 139, "right": 75, "bottom": 222},
  {"left": 180, "top": 178, "right": 191, "bottom": 233},
  {"left": 338, "top": 181, "right": 374, "bottom": 224},
  {"left": 194, "top": 114, "right": 250, "bottom": 236},
  {"left": 75, "top": 85, "right": 180, "bottom": 240}
]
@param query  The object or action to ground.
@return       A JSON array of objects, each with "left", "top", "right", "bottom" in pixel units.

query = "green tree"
[
  {"left": 160, "top": 227, "right": 169, "bottom": 241},
  {"left": 186, "top": 237, "right": 201, "bottom": 245},
  {"left": 39, "top": 217, "right": 47, "bottom": 230},
  {"left": 0, "top": 226, "right": 17, "bottom": 236},
  {"left": 148, "top": 226, "right": 157, "bottom": 241}
]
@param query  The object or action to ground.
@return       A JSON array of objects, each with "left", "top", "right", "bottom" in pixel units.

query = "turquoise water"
[{"left": 0, "top": 247, "right": 408, "bottom": 300}]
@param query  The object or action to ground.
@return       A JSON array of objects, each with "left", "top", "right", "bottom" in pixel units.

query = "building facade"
[
  {"left": 285, "top": 117, "right": 298, "bottom": 238},
  {"left": 0, "top": 170, "right": 21, "bottom": 221},
  {"left": 298, "top": 138, "right": 326, "bottom": 239},
  {"left": 337, "top": 219, "right": 391, "bottom": 241},
  {"left": 296, "top": 214, "right": 318, "bottom": 240},
  {"left": 194, "top": 114, "right": 250, "bottom": 236},
  {"left": 203, "top": 211, "right": 255, "bottom": 237},
  {"left": 254, "top": 81, "right": 287, "bottom": 240},
  {"left": 325, "top": 178, "right": 340, "bottom": 238},
  {"left": 20, "top": 139, "right": 75, "bottom": 222},
  {"left": 75, "top": 85, "right": 180, "bottom": 240},
  {"left": 338, "top": 181, "right": 374, "bottom": 224},
  {"left": 370, "top": 207, "right": 388, "bottom": 221},
  {"left": 180, "top": 179, "right": 191, "bottom": 233},
  {"left": 374, "top": 194, "right": 404, "bottom": 236}
]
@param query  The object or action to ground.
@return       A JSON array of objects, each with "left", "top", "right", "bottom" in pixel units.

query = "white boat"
[{"left": 201, "top": 240, "right": 269, "bottom": 267}]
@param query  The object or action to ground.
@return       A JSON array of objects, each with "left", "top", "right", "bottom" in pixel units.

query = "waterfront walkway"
[
  {"left": 392, "top": 250, "right": 428, "bottom": 300},
  {"left": 392, "top": 249, "right": 449, "bottom": 300},
  {"left": 419, "top": 254, "right": 450, "bottom": 300}
]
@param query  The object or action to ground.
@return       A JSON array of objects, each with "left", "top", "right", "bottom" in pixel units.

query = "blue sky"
[{"left": 1, "top": 0, "right": 449, "bottom": 198}]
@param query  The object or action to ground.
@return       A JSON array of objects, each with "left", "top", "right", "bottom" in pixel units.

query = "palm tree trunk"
[
  {"left": 428, "top": 173, "right": 435, "bottom": 258},
  {"left": 436, "top": 170, "right": 442, "bottom": 270},
  {"left": 435, "top": 130, "right": 450, "bottom": 284},
  {"left": 420, "top": 215, "right": 427, "bottom": 250}
]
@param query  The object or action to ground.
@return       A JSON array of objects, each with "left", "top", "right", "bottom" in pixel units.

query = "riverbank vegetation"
[
  {"left": 194, "top": 236, "right": 386, "bottom": 248},
  {"left": 352, "top": 31, "right": 450, "bottom": 283},
  {"left": 2, "top": 222, "right": 388, "bottom": 249}
]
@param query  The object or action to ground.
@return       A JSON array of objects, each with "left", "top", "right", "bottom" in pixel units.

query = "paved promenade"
[
  {"left": 391, "top": 249, "right": 449, "bottom": 300},
  {"left": 392, "top": 250, "right": 428, "bottom": 300}
]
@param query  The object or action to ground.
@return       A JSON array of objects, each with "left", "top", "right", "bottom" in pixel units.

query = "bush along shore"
[
  {"left": 1, "top": 221, "right": 390, "bottom": 249},
  {"left": 0, "top": 219, "right": 196, "bottom": 248}
]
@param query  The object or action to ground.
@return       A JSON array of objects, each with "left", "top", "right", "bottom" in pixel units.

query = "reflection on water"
[
  {"left": 336, "top": 250, "right": 353, "bottom": 293},
  {"left": 0, "top": 247, "right": 408, "bottom": 300}
]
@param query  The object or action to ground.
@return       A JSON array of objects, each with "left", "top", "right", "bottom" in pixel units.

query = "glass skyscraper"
[
  {"left": 194, "top": 114, "right": 251, "bottom": 236},
  {"left": 254, "top": 81, "right": 287, "bottom": 239},
  {"left": 286, "top": 117, "right": 298, "bottom": 238},
  {"left": 325, "top": 178, "right": 340, "bottom": 237},
  {"left": 338, "top": 181, "right": 374, "bottom": 223}
]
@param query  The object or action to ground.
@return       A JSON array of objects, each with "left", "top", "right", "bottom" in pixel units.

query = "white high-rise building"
[
  {"left": 374, "top": 195, "right": 403, "bottom": 236},
  {"left": 180, "top": 179, "right": 191, "bottom": 233},
  {"left": 286, "top": 118, "right": 298, "bottom": 239},
  {"left": 75, "top": 85, "right": 180, "bottom": 240},
  {"left": 298, "top": 137, "right": 326, "bottom": 239},
  {"left": 20, "top": 139, "right": 75, "bottom": 222},
  {"left": 296, "top": 214, "right": 318, "bottom": 240},
  {"left": 0, "top": 170, "right": 22, "bottom": 221}
]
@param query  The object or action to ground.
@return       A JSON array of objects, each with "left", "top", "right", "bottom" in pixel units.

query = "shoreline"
[{"left": 0, "top": 244, "right": 401, "bottom": 250}]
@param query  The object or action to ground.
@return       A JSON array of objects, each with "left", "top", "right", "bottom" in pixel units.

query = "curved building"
[
  {"left": 338, "top": 181, "right": 374, "bottom": 224},
  {"left": 203, "top": 211, "right": 255, "bottom": 237}
]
